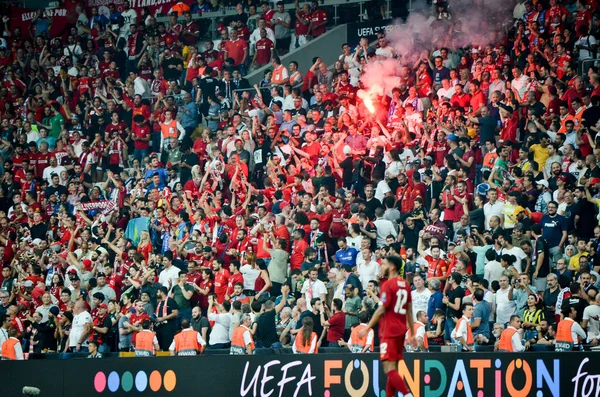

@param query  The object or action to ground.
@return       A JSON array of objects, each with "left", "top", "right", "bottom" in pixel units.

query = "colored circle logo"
[
  {"left": 94, "top": 370, "right": 177, "bottom": 393},
  {"left": 164, "top": 370, "right": 177, "bottom": 392},
  {"left": 135, "top": 371, "right": 148, "bottom": 392},
  {"left": 149, "top": 370, "right": 162, "bottom": 392},
  {"left": 94, "top": 372, "right": 106, "bottom": 393}
]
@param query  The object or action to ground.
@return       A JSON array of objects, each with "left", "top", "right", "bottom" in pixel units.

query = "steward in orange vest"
[
  {"left": 230, "top": 314, "right": 255, "bottom": 355},
  {"left": 406, "top": 311, "right": 429, "bottom": 352},
  {"left": 169, "top": 320, "right": 206, "bottom": 356},
  {"left": 293, "top": 317, "right": 319, "bottom": 354},
  {"left": 497, "top": 316, "right": 525, "bottom": 352},
  {"left": 1, "top": 329, "right": 23, "bottom": 360},
  {"left": 555, "top": 307, "right": 586, "bottom": 352},
  {"left": 345, "top": 313, "right": 374, "bottom": 353},
  {"left": 451, "top": 303, "right": 474, "bottom": 352},
  {"left": 135, "top": 320, "right": 160, "bottom": 357}
]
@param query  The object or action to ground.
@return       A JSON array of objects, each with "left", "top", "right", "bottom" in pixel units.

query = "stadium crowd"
[{"left": 2, "top": 0, "right": 600, "bottom": 359}]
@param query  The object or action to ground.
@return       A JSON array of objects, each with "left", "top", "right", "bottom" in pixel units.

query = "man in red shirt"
[
  {"left": 181, "top": 12, "right": 200, "bottom": 46},
  {"left": 226, "top": 261, "right": 244, "bottom": 300},
  {"left": 450, "top": 84, "right": 471, "bottom": 109},
  {"left": 223, "top": 30, "right": 248, "bottom": 74},
  {"left": 261, "top": 1, "right": 276, "bottom": 29},
  {"left": 252, "top": 29, "right": 274, "bottom": 68},
  {"left": 290, "top": 229, "right": 308, "bottom": 271},
  {"left": 131, "top": 114, "right": 151, "bottom": 162},
  {"left": 212, "top": 259, "right": 230, "bottom": 304},
  {"left": 309, "top": 0, "right": 327, "bottom": 38},
  {"left": 361, "top": 256, "right": 414, "bottom": 397}
]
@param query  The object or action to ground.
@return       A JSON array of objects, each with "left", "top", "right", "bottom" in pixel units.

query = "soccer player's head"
[{"left": 384, "top": 255, "right": 404, "bottom": 277}]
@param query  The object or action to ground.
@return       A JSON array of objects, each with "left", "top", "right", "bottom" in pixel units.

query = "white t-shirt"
[
  {"left": 411, "top": 288, "right": 432, "bottom": 321},
  {"left": 70, "top": 311, "right": 93, "bottom": 347},
  {"left": 120, "top": 9, "right": 138, "bottom": 36},
  {"left": 583, "top": 304, "right": 600, "bottom": 342},
  {"left": 484, "top": 260, "right": 504, "bottom": 283},
  {"left": 375, "top": 179, "right": 391, "bottom": 202},
  {"left": 43, "top": 165, "right": 67, "bottom": 184},
  {"left": 495, "top": 287, "right": 516, "bottom": 325},
  {"left": 576, "top": 35, "right": 597, "bottom": 61},
  {"left": 301, "top": 279, "right": 327, "bottom": 310},
  {"left": 501, "top": 246, "right": 527, "bottom": 273},
  {"left": 356, "top": 261, "right": 380, "bottom": 289}
]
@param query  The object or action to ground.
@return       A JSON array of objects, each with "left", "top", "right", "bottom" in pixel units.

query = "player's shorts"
[{"left": 380, "top": 335, "right": 405, "bottom": 362}]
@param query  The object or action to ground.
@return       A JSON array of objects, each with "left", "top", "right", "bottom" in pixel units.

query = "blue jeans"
[
  {"left": 98, "top": 343, "right": 110, "bottom": 354},
  {"left": 176, "top": 307, "right": 192, "bottom": 329},
  {"left": 134, "top": 148, "right": 149, "bottom": 163}
]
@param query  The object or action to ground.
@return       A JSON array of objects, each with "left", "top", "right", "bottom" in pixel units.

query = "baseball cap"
[
  {"left": 447, "top": 134, "right": 458, "bottom": 142},
  {"left": 536, "top": 180, "right": 549, "bottom": 188},
  {"left": 514, "top": 206, "right": 526, "bottom": 215},
  {"left": 343, "top": 145, "right": 352, "bottom": 155},
  {"left": 24, "top": 280, "right": 34, "bottom": 288},
  {"left": 82, "top": 259, "right": 93, "bottom": 271},
  {"left": 423, "top": 155, "right": 433, "bottom": 162},
  {"left": 92, "top": 292, "right": 105, "bottom": 301},
  {"left": 98, "top": 303, "right": 108, "bottom": 309},
  {"left": 49, "top": 306, "right": 60, "bottom": 316},
  {"left": 96, "top": 272, "right": 106, "bottom": 278}
]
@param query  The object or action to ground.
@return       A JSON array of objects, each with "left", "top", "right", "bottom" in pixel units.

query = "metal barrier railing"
[{"left": 581, "top": 58, "right": 600, "bottom": 76}]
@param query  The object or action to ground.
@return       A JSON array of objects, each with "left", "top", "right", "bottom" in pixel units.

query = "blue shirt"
[
  {"left": 144, "top": 167, "right": 169, "bottom": 186},
  {"left": 37, "top": 137, "right": 57, "bottom": 151},
  {"left": 540, "top": 214, "right": 567, "bottom": 247},
  {"left": 427, "top": 290, "right": 444, "bottom": 319},
  {"left": 472, "top": 300, "right": 490, "bottom": 339},
  {"left": 33, "top": 18, "right": 51, "bottom": 37},
  {"left": 180, "top": 102, "right": 198, "bottom": 129},
  {"left": 335, "top": 247, "right": 358, "bottom": 266}
]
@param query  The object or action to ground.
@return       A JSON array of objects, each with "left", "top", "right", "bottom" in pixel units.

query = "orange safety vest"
[
  {"left": 349, "top": 324, "right": 372, "bottom": 353},
  {"left": 173, "top": 329, "right": 203, "bottom": 356},
  {"left": 407, "top": 321, "right": 429, "bottom": 351},
  {"left": 230, "top": 326, "right": 254, "bottom": 355},
  {"left": 161, "top": 119, "right": 179, "bottom": 140},
  {"left": 135, "top": 330, "right": 156, "bottom": 357},
  {"left": 271, "top": 65, "right": 287, "bottom": 85},
  {"left": 482, "top": 151, "right": 498, "bottom": 169},
  {"left": 498, "top": 327, "right": 517, "bottom": 352},
  {"left": 294, "top": 332, "right": 319, "bottom": 354},
  {"left": 454, "top": 317, "right": 474, "bottom": 346},
  {"left": 1, "top": 338, "right": 19, "bottom": 360},
  {"left": 556, "top": 318, "right": 576, "bottom": 352}
]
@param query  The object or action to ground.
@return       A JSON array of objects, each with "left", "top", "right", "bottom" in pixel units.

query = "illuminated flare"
[{"left": 364, "top": 97, "right": 375, "bottom": 114}]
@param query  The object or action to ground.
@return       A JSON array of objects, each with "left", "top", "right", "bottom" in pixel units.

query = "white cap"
[{"left": 343, "top": 145, "right": 352, "bottom": 155}]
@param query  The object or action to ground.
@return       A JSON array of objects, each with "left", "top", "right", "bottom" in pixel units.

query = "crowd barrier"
[{"left": 0, "top": 351, "right": 596, "bottom": 396}]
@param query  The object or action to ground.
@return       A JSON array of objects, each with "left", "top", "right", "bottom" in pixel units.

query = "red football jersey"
[{"left": 380, "top": 276, "right": 411, "bottom": 338}]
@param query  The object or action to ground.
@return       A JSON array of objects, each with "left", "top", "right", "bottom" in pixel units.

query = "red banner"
[
  {"left": 10, "top": 0, "right": 179, "bottom": 40},
  {"left": 10, "top": 5, "right": 74, "bottom": 39},
  {"left": 86, "top": 0, "right": 179, "bottom": 18}
]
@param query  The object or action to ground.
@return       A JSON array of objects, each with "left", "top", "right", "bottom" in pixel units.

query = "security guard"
[
  {"left": 497, "top": 315, "right": 525, "bottom": 352},
  {"left": 230, "top": 314, "right": 254, "bottom": 355},
  {"left": 1, "top": 328, "right": 24, "bottom": 360},
  {"left": 343, "top": 311, "right": 374, "bottom": 353},
  {"left": 555, "top": 306, "right": 587, "bottom": 352},
  {"left": 169, "top": 319, "right": 206, "bottom": 356},
  {"left": 135, "top": 320, "right": 160, "bottom": 357},
  {"left": 407, "top": 310, "right": 429, "bottom": 352}
]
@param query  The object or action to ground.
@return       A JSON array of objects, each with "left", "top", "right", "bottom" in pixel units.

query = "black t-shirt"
[
  {"left": 446, "top": 285, "right": 465, "bottom": 319},
  {"left": 574, "top": 199, "right": 598, "bottom": 239},
  {"left": 339, "top": 157, "right": 353, "bottom": 188},
  {"left": 256, "top": 309, "right": 279, "bottom": 347},
  {"left": 180, "top": 152, "right": 199, "bottom": 183},
  {"left": 200, "top": 77, "right": 219, "bottom": 102},
  {"left": 161, "top": 57, "right": 183, "bottom": 81},
  {"left": 364, "top": 198, "right": 382, "bottom": 220},
  {"left": 562, "top": 296, "right": 588, "bottom": 323},
  {"left": 534, "top": 236, "right": 550, "bottom": 278},
  {"left": 45, "top": 184, "right": 68, "bottom": 199}
]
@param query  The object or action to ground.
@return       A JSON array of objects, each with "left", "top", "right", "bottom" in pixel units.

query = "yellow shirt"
[
  {"left": 529, "top": 144, "right": 549, "bottom": 170},
  {"left": 569, "top": 251, "right": 588, "bottom": 271},
  {"left": 502, "top": 202, "right": 518, "bottom": 229}
]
